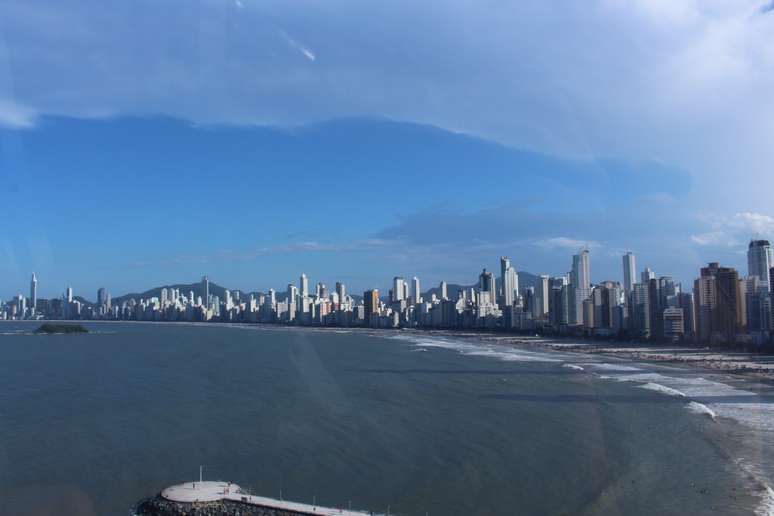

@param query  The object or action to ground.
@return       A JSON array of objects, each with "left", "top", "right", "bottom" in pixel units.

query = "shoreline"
[{"left": 4, "top": 318, "right": 774, "bottom": 383}]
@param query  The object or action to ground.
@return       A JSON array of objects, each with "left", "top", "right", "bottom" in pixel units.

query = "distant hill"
[
  {"left": 98, "top": 271, "right": 539, "bottom": 307},
  {"left": 111, "top": 281, "right": 249, "bottom": 306}
]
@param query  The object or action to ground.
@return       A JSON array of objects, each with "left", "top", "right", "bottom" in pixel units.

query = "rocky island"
[{"left": 34, "top": 323, "right": 89, "bottom": 334}]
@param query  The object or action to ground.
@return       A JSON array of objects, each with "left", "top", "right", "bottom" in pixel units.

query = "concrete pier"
[{"left": 134, "top": 480, "right": 371, "bottom": 516}]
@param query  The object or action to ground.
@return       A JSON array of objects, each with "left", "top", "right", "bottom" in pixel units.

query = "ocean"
[{"left": 0, "top": 321, "right": 772, "bottom": 515}]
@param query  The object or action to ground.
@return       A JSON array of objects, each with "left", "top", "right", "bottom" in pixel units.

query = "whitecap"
[
  {"left": 686, "top": 401, "right": 716, "bottom": 420},
  {"left": 639, "top": 382, "right": 687, "bottom": 398}
]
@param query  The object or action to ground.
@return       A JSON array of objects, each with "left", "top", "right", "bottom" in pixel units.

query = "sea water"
[{"left": 0, "top": 321, "right": 772, "bottom": 515}]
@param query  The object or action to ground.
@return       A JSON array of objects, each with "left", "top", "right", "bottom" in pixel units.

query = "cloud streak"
[
  {"left": 0, "top": 99, "right": 36, "bottom": 128},
  {"left": 279, "top": 30, "right": 316, "bottom": 62}
]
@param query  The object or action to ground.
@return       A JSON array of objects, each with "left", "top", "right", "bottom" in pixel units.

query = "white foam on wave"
[
  {"left": 640, "top": 382, "right": 687, "bottom": 398},
  {"left": 562, "top": 364, "right": 585, "bottom": 371},
  {"left": 585, "top": 363, "right": 643, "bottom": 372},
  {"left": 687, "top": 401, "right": 716, "bottom": 420},
  {"left": 757, "top": 485, "right": 774, "bottom": 516},
  {"left": 389, "top": 334, "right": 563, "bottom": 363},
  {"left": 591, "top": 365, "right": 774, "bottom": 431},
  {"left": 736, "top": 458, "right": 774, "bottom": 516}
]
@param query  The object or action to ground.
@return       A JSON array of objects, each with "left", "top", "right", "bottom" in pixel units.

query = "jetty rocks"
[
  {"left": 134, "top": 481, "right": 370, "bottom": 516},
  {"left": 135, "top": 496, "right": 306, "bottom": 516}
]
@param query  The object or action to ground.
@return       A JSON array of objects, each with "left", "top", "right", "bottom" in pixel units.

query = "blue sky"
[{"left": 1, "top": 0, "right": 774, "bottom": 299}]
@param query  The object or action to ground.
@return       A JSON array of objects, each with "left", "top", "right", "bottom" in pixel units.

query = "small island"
[{"left": 34, "top": 323, "right": 89, "bottom": 334}]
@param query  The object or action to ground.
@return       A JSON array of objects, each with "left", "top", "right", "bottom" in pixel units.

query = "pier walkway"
[{"left": 162, "top": 481, "right": 371, "bottom": 516}]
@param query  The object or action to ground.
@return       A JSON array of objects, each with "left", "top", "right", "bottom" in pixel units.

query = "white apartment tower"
[{"left": 622, "top": 252, "right": 636, "bottom": 300}]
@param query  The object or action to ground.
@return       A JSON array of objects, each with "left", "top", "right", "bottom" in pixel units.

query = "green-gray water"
[{"left": 0, "top": 322, "right": 772, "bottom": 515}]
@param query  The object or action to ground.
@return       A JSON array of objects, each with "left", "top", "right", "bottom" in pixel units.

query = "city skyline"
[
  {"left": 5, "top": 239, "right": 773, "bottom": 348},
  {"left": 3, "top": 238, "right": 771, "bottom": 304}
]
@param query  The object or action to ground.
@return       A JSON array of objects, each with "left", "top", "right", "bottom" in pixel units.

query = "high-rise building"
[
  {"left": 364, "top": 289, "right": 379, "bottom": 319},
  {"left": 30, "top": 273, "right": 37, "bottom": 313},
  {"left": 393, "top": 277, "right": 406, "bottom": 302},
  {"left": 412, "top": 277, "right": 421, "bottom": 303},
  {"left": 678, "top": 292, "right": 696, "bottom": 337},
  {"left": 335, "top": 282, "right": 346, "bottom": 303},
  {"left": 622, "top": 252, "right": 636, "bottom": 300},
  {"left": 300, "top": 273, "right": 309, "bottom": 298},
  {"left": 695, "top": 263, "right": 741, "bottom": 343},
  {"left": 548, "top": 276, "right": 568, "bottom": 327},
  {"left": 748, "top": 240, "right": 772, "bottom": 290},
  {"left": 439, "top": 281, "right": 448, "bottom": 300},
  {"left": 714, "top": 265, "right": 742, "bottom": 341},
  {"left": 569, "top": 249, "right": 591, "bottom": 325},
  {"left": 500, "top": 256, "right": 518, "bottom": 308},
  {"left": 66, "top": 286, "right": 73, "bottom": 303},
  {"left": 478, "top": 269, "right": 496, "bottom": 306},
  {"left": 533, "top": 274, "right": 550, "bottom": 319},
  {"left": 17, "top": 293, "right": 26, "bottom": 318},
  {"left": 287, "top": 284, "right": 298, "bottom": 303},
  {"left": 97, "top": 287, "right": 107, "bottom": 306},
  {"left": 571, "top": 249, "right": 590, "bottom": 289},
  {"left": 663, "top": 307, "right": 685, "bottom": 340},
  {"left": 202, "top": 275, "right": 210, "bottom": 304},
  {"left": 648, "top": 278, "right": 663, "bottom": 339},
  {"left": 631, "top": 283, "right": 650, "bottom": 337},
  {"left": 641, "top": 267, "right": 655, "bottom": 284}
]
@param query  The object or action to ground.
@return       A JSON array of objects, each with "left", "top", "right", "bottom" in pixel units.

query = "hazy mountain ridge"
[{"left": 66, "top": 271, "right": 539, "bottom": 307}]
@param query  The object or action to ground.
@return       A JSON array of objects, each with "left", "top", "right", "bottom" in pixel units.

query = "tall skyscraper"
[
  {"left": 299, "top": 273, "right": 309, "bottom": 298},
  {"left": 622, "top": 252, "right": 636, "bottom": 300},
  {"left": 66, "top": 286, "right": 73, "bottom": 303},
  {"left": 478, "top": 269, "right": 495, "bottom": 305},
  {"left": 335, "top": 282, "right": 346, "bottom": 303},
  {"left": 569, "top": 249, "right": 591, "bottom": 324},
  {"left": 97, "top": 287, "right": 107, "bottom": 306},
  {"left": 364, "top": 289, "right": 379, "bottom": 318},
  {"left": 571, "top": 249, "right": 590, "bottom": 289},
  {"left": 548, "top": 276, "right": 568, "bottom": 327},
  {"left": 748, "top": 240, "right": 772, "bottom": 290},
  {"left": 439, "top": 281, "right": 448, "bottom": 300},
  {"left": 393, "top": 277, "right": 406, "bottom": 302},
  {"left": 30, "top": 273, "right": 37, "bottom": 313},
  {"left": 641, "top": 267, "right": 655, "bottom": 284},
  {"left": 696, "top": 262, "right": 741, "bottom": 342},
  {"left": 500, "top": 256, "right": 518, "bottom": 308},
  {"left": 534, "top": 274, "right": 550, "bottom": 318},
  {"left": 412, "top": 276, "right": 421, "bottom": 303},
  {"left": 202, "top": 275, "right": 210, "bottom": 304}
]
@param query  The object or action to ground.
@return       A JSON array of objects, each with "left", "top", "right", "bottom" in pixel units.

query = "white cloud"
[
  {"left": 279, "top": 30, "right": 316, "bottom": 62},
  {"left": 0, "top": 99, "right": 36, "bottom": 128},
  {"left": 691, "top": 211, "right": 774, "bottom": 246},
  {"left": 2, "top": 0, "right": 774, "bottom": 210},
  {"left": 534, "top": 237, "right": 602, "bottom": 251}
]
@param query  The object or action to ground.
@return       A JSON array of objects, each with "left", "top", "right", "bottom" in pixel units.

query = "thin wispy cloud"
[
  {"left": 279, "top": 30, "right": 316, "bottom": 62},
  {"left": 691, "top": 211, "right": 774, "bottom": 247},
  {"left": 0, "top": 99, "right": 37, "bottom": 128},
  {"left": 127, "top": 238, "right": 399, "bottom": 268},
  {"left": 534, "top": 237, "right": 602, "bottom": 251}
]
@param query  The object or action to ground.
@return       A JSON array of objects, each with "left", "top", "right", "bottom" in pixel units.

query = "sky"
[{"left": 1, "top": 0, "right": 774, "bottom": 300}]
